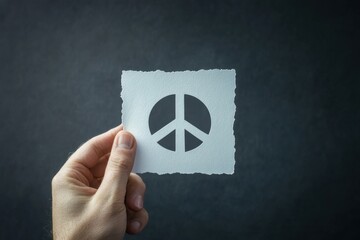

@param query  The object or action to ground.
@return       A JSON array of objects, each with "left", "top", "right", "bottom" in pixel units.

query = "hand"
[{"left": 52, "top": 125, "right": 148, "bottom": 240}]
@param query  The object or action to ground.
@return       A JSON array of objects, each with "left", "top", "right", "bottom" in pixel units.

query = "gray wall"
[{"left": 0, "top": 0, "right": 359, "bottom": 239}]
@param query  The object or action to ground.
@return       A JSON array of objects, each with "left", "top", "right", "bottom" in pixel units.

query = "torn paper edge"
[{"left": 120, "top": 69, "right": 236, "bottom": 175}]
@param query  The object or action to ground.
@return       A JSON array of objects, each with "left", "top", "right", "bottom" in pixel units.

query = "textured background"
[{"left": 0, "top": 0, "right": 359, "bottom": 239}]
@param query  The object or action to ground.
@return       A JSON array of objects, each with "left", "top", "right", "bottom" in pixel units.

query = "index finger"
[{"left": 66, "top": 125, "right": 123, "bottom": 169}]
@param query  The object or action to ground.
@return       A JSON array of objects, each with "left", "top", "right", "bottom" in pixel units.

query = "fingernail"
[
  {"left": 135, "top": 195, "right": 143, "bottom": 209},
  {"left": 130, "top": 220, "right": 141, "bottom": 231},
  {"left": 118, "top": 133, "right": 133, "bottom": 149}
]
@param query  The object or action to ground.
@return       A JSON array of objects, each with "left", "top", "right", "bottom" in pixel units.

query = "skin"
[{"left": 52, "top": 125, "right": 148, "bottom": 240}]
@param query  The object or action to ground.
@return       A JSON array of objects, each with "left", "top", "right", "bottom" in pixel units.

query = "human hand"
[{"left": 52, "top": 125, "right": 148, "bottom": 240}]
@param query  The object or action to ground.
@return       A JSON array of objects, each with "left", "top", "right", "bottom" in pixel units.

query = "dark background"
[{"left": 0, "top": 0, "right": 359, "bottom": 239}]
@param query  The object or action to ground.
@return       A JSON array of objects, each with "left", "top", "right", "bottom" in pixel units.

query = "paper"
[{"left": 121, "top": 69, "right": 236, "bottom": 174}]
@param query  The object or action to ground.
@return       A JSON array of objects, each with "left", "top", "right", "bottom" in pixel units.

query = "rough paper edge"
[{"left": 120, "top": 69, "right": 237, "bottom": 175}]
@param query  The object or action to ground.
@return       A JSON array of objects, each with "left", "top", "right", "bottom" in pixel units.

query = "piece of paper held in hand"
[{"left": 121, "top": 69, "right": 236, "bottom": 174}]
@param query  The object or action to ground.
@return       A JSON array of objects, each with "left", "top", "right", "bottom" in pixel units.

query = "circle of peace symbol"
[{"left": 149, "top": 94, "right": 211, "bottom": 152}]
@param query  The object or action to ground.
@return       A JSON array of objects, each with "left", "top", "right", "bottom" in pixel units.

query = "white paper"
[{"left": 121, "top": 69, "right": 236, "bottom": 174}]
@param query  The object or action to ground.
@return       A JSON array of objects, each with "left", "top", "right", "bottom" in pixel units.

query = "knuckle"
[
  {"left": 117, "top": 159, "right": 132, "bottom": 172},
  {"left": 51, "top": 172, "right": 65, "bottom": 187},
  {"left": 133, "top": 173, "right": 146, "bottom": 188},
  {"left": 110, "top": 149, "right": 134, "bottom": 173},
  {"left": 51, "top": 173, "right": 67, "bottom": 191},
  {"left": 110, "top": 156, "right": 132, "bottom": 173},
  {"left": 51, "top": 174, "right": 59, "bottom": 187}
]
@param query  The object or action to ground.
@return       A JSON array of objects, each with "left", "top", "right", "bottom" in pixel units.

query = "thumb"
[{"left": 96, "top": 130, "right": 136, "bottom": 202}]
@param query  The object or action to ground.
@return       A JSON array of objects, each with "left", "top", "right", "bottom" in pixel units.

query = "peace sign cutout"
[{"left": 149, "top": 94, "right": 211, "bottom": 152}]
